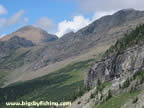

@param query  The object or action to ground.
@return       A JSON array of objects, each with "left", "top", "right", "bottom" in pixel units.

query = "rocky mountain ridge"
[{"left": 30, "top": 9, "right": 144, "bottom": 70}]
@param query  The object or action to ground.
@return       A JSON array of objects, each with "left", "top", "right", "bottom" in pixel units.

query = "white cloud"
[
  {"left": 0, "top": 10, "right": 26, "bottom": 29},
  {"left": 56, "top": 16, "right": 91, "bottom": 37},
  {"left": 35, "top": 17, "right": 56, "bottom": 32},
  {"left": 56, "top": 11, "right": 116, "bottom": 38},
  {"left": 0, "top": 5, "right": 7, "bottom": 15}
]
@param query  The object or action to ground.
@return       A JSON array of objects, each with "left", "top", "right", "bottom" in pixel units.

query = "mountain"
[
  {"left": 70, "top": 22, "right": 144, "bottom": 108},
  {"left": 1, "top": 25, "right": 58, "bottom": 43},
  {"left": 1, "top": 9, "right": 144, "bottom": 108},
  {"left": 1, "top": 8, "right": 144, "bottom": 88},
  {"left": 1, "top": 16, "right": 144, "bottom": 108},
  {"left": 29, "top": 9, "right": 144, "bottom": 70}
]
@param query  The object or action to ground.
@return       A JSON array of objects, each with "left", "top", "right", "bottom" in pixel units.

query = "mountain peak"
[
  {"left": 16, "top": 25, "right": 38, "bottom": 32},
  {"left": 121, "top": 8, "right": 136, "bottom": 11},
  {"left": 114, "top": 8, "right": 141, "bottom": 16},
  {"left": 1, "top": 25, "right": 58, "bottom": 43}
]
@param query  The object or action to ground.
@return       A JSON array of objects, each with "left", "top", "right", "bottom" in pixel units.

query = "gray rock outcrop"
[{"left": 85, "top": 45, "right": 144, "bottom": 88}]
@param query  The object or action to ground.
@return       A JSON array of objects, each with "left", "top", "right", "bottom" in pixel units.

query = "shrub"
[
  {"left": 90, "top": 93, "right": 95, "bottom": 99},
  {"left": 130, "top": 86, "right": 137, "bottom": 93},
  {"left": 122, "top": 78, "right": 130, "bottom": 88},
  {"left": 106, "top": 89, "right": 112, "bottom": 101},
  {"left": 97, "top": 79, "right": 101, "bottom": 86},
  {"left": 132, "top": 97, "right": 138, "bottom": 103},
  {"left": 90, "top": 90, "right": 98, "bottom": 99}
]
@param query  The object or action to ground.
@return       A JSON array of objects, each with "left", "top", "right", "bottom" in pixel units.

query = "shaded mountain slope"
[{"left": 0, "top": 36, "right": 34, "bottom": 58}]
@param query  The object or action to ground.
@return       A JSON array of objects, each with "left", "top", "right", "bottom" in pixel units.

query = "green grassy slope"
[
  {"left": 94, "top": 91, "right": 140, "bottom": 108},
  {"left": 0, "top": 59, "right": 95, "bottom": 107}
]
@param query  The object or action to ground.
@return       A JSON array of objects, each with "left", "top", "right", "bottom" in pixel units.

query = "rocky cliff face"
[{"left": 85, "top": 44, "right": 144, "bottom": 88}]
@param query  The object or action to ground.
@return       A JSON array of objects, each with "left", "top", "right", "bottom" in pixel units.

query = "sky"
[{"left": 0, "top": 0, "right": 144, "bottom": 38}]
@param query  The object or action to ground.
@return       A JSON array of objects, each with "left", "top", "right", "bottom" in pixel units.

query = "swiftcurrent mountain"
[
  {"left": 1, "top": 9, "right": 144, "bottom": 86},
  {"left": 0, "top": 8, "right": 144, "bottom": 108}
]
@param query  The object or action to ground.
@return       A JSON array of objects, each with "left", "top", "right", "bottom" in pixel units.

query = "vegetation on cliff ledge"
[{"left": 106, "top": 24, "right": 144, "bottom": 55}]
